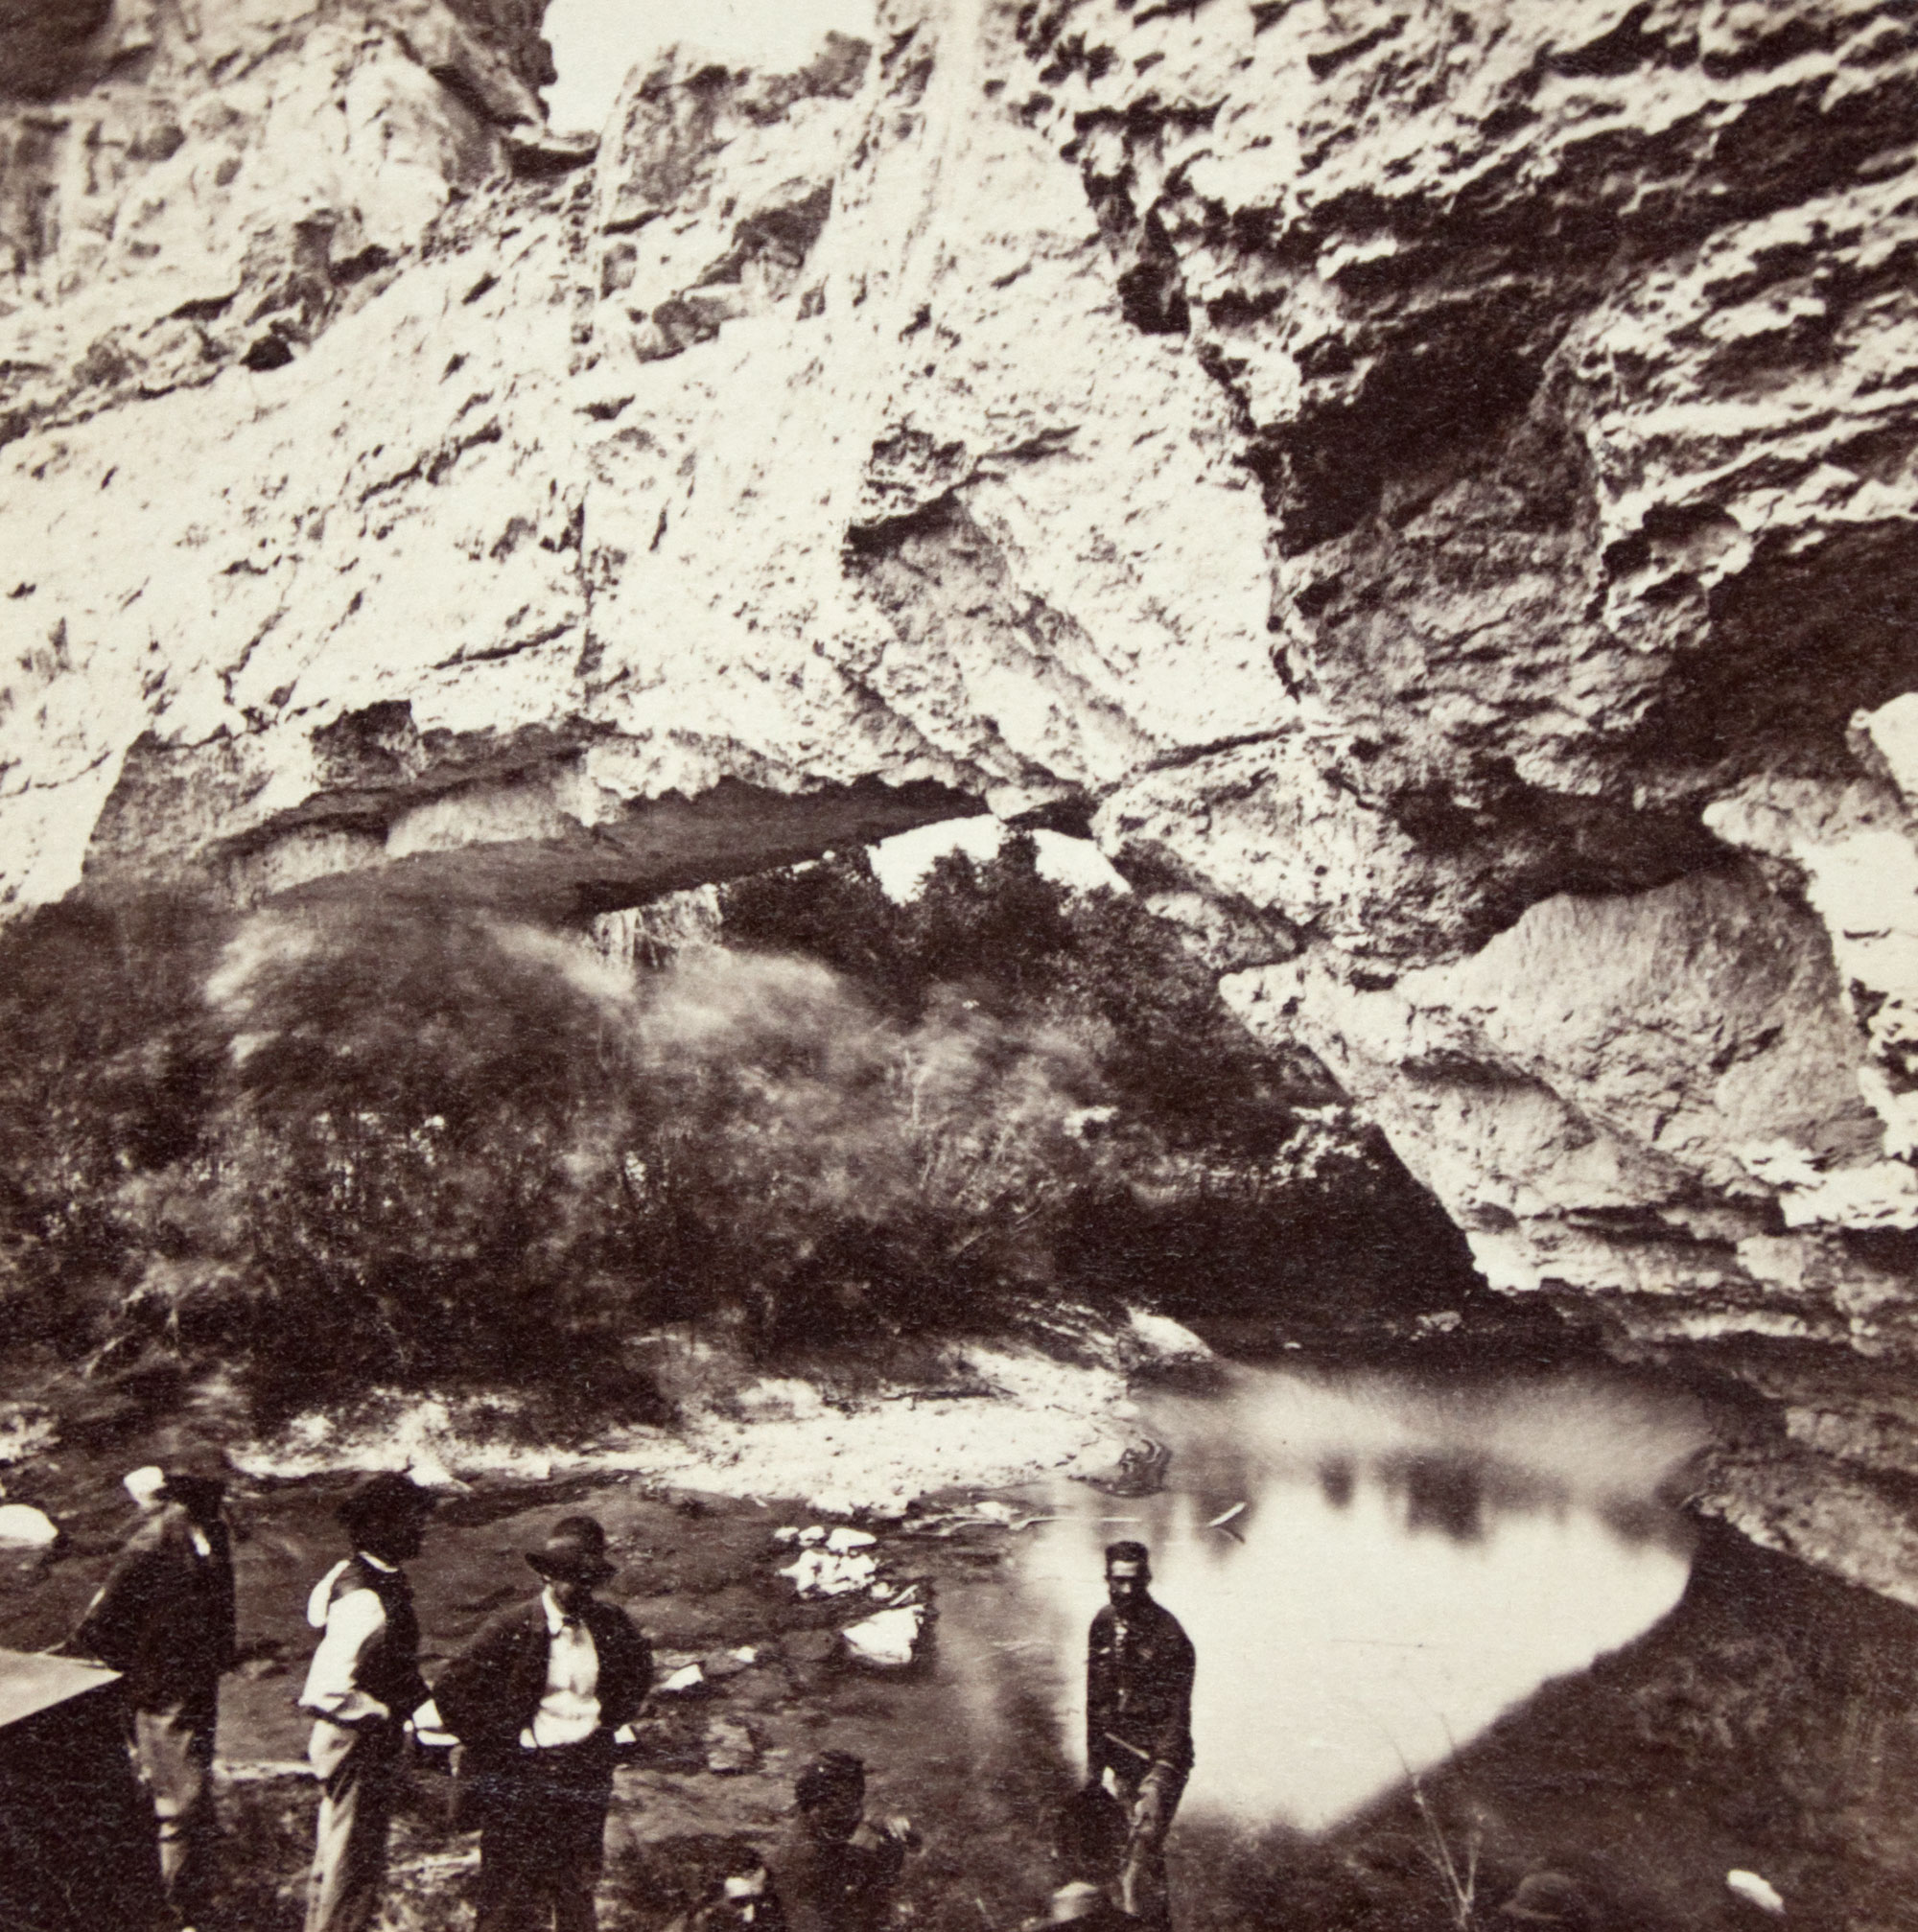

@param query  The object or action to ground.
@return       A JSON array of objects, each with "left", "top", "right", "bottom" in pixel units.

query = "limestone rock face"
[{"left": 5, "top": 0, "right": 1918, "bottom": 1594}]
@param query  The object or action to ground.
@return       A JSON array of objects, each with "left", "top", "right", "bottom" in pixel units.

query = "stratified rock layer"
[{"left": 5, "top": 0, "right": 1918, "bottom": 1597}]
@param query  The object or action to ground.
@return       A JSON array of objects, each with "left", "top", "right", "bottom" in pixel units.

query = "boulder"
[{"left": 778, "top": 1549, "right": 878, "bottom": 1598}]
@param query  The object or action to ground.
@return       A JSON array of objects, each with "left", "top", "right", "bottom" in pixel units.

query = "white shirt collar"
[
  {"left": 357, "top": 1549, "right": 397, "bottom": 1573},
  {"left": 542, "top": 1585, "right": 590, "bottom": 1634}
]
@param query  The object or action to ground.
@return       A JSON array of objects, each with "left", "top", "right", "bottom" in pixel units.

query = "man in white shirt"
[
  {"left": 433, "top": 1516, "right": 653, "bottom": 1931},
  {"left": 298, "top": 1471, "right": 437, "bottom": 1932}
]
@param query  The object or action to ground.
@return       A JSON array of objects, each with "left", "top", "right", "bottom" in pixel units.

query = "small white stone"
[
  {"left": 1726, "top": 1871, "right": 1784, "bottom": 1916},
  {"left": 0, "top": 1503, "right": 58, "bottom": 1547}
]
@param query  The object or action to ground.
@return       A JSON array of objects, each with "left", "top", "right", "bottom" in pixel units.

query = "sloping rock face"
[{"left": 5, "top": 0, "right": 1918, "bottom": 1596}]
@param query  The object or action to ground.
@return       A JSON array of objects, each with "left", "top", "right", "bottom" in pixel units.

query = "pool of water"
[{"left": 935, "top": 1361, "right": 1709, "bottom": 1833}]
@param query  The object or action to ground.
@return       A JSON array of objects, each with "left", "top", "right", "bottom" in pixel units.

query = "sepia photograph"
[{"left": 0, "top": 1, "right": 1911, "bottom": 1928}]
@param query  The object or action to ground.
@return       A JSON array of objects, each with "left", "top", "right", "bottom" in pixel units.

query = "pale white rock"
[
  {"left": 0, "top": 1503, "right": 59, "bottom": 1548},
  {"left": 1859, "top": 693, "right": 1918, "bottom": 802},
  {"left": 779, "top": 1548, "right": 877, "bottom": 1597},
  {"left": 1726, "top": 1871, "right": 1786, "bottom": 1917},
  {"left": 840, "top": 1603, "right": 924, "bottom": 1668}
]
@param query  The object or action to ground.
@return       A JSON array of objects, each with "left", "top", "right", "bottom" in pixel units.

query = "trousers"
[
  {"left": 472, "top": 1736, "right": 614, "bottom": 1932},
  {"left": 134, "top": 1697, "right": 217, "bottom": 1922},
  {"left": 1110, "top": 1761, "right": 1185, "bottom": 1931},
  {"left": 305, "top": 1720, "right": 406, "bottom": 1932}
]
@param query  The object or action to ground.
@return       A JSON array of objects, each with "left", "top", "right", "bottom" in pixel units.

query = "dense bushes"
[
  {"left": 720, "top": 840, "right": 1476, "bottom": 1321},
  {"left": 0, "top": 897, "right": 647, "bottom": 1409},
  {"left": 720, "top": 837, "right": 1332, "bottom": 1152},
  {"left": 0, "top": 896, "right": 227, "bottom": 1343},
  {"left": 0, "top": 838, "right": 1471, "bottom": 1414}
]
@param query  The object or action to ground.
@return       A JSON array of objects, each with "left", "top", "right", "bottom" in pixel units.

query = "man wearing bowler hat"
[
  {"left": 434, "top": 1515, "right": 653, "bottom": 1930},
  {"left": 299, "top": 1470, "right": 437, "bottom": 1932},
  {"left": 71, "top": 1445, "right": 237, "bottom": 1930}
]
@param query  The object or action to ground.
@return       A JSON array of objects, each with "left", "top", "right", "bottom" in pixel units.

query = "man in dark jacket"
[
  {"left": 1085, "top": 1542, "right": 1193, "bottom": 1929},
  {"left": 299, "top": 1470, "right": 437, "bottom": 1932},
  {"left": 765, "top": 1750, "right": 917, "bottom": 1932},
  {"left": 72, "top": 1450, "right": 237, "bottom": 1929},
  {"left": 434, "top": 1516, "right": 652, "bottom": 1931}
]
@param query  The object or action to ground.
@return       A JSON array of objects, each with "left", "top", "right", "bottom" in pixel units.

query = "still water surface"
[{"left": 938, "top": 1362, "right": 1709, "bottom": 1832}]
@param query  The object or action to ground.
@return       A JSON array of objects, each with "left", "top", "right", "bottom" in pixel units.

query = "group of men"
[{"left": 67, "top": 1452, "right": 1199, "bottom": 1932}]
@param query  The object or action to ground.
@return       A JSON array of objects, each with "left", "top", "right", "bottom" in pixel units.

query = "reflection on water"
[{"left": 948, "top": 1362, "right": 1708, "bottom": 1834}]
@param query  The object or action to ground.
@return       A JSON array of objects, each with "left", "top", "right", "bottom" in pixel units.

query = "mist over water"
[{"left": 943, "top": 1363, "right": 1709, "bottom": 1833}]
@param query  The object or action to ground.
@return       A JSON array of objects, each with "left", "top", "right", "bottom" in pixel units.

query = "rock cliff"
[{"left": 5, "top": 0, "right": 1918, "bottom": 1598}]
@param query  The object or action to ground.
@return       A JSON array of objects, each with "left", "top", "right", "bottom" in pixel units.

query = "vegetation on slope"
[{"left": 0, "top": 839, "right": 1476, "bottom": 1417}]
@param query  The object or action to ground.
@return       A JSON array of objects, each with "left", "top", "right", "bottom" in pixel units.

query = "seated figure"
[{"left": 765, "top": 1751, "right": 918, "bottom": 1932}]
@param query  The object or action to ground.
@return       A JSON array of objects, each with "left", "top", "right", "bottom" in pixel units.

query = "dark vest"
[{"left": 330, "top": 1556, "right": 429, "bottom": 1719}]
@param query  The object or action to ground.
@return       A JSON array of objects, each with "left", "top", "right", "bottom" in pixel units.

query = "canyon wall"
[{"left": 5, "top": 0, "right": 1918, "bottom": 1597}]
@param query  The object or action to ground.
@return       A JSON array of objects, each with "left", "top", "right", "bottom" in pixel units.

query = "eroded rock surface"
[{"left": 5, "top": 0, "right": 1918, "bottom": 1596}]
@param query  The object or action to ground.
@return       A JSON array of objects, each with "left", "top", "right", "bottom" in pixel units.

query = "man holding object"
[{"left": 1085, "top": 1541, "right": 1194, "bottom": 1929}]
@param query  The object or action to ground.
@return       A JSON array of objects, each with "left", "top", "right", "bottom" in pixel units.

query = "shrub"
[
  {"left": 176, "top": 904, "right": 646, "bottom": 1404},
  {"left": 0, "top": 894, "right": 230, "bottom": 1349},
  {"left": 0, "top": 832, "right": 1473, "bottom": 1409}
]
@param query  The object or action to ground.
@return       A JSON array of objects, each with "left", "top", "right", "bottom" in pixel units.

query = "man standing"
[
  {"left": 300, "top": 1471, "right": 437, "bottom": 1932},
  {"left": 1085, "top": 1541, "right": 1193, "bottom": 1930},
  {"left": 433, "top": 1516, "right": 652, "bottom": 1931},
  {"left": 765, "top": 1750, "right": 918, "bottom": 1932},
  {"left": 71, "top": 1450, "right": 237, "bottom": 1931}
]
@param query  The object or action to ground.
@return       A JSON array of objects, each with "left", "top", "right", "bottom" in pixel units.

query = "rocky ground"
[
  {"left": 6, "top": 1313, "right": 1915, "bottom": 1932},
  {"left": 0, "top": 1320, "right": 1179, "bottom": 1932},
  {"left": 190, "top": 1484, "right": 1094, "bottom": 1932}
]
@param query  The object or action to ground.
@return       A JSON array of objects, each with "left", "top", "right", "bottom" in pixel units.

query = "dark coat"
[
  {"left": 433, "top": 1594, "right": 652, "bottom": 1753},
  {"left": 72, "top": 1506, "right": 236, "bottom": 1714},
  {"left": 1086, "top": 1597, "right": 1194, "bottom": 1779},
  {"left": 765, "top": 1820, "right": 905, "bottom": 1932}
]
